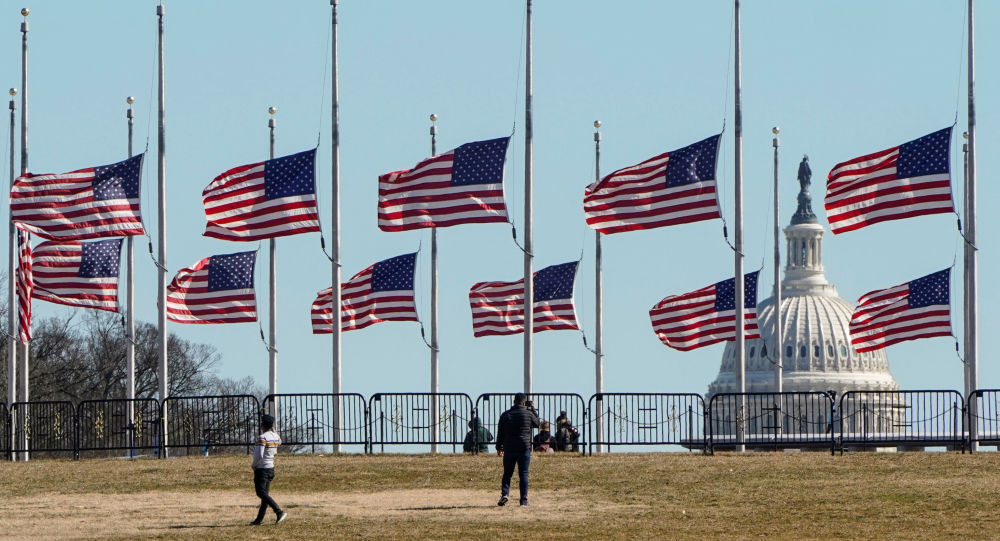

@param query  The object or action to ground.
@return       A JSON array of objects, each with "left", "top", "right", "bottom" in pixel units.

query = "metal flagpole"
[
  {"left": 733, "top": 0, "right": 746, "bottom": 453},
  {"left": 523, "top": 0, "right": 534, "bottom": 394},
  {"left": 268, "top": 106, "right": 278, "bottom": 419},
  {"left": 593, "top": 120, "right": 605, "bottom": 453},
  {"left": 6, "top": 87, "right": 16, "bottom": 461},
  {"left": 156, "top": 3, "right": 169, "bottom": 457},
  {"left": 19, "top": 9, "right": 30, "bottom": 463},
  {"left": 771, "top": 127, "right": 782, "bottom": 395},
  {"left": 962, "top": 131, "right": 969, "bottom": 402},
  {"left": 330, "top": 0, "right": 343, "bottom": 453},
  {"left": 429, "top": 113, "right": 439, "bottom": 454},
  {"left": 126, "top": 95, "right": 136, "bottom": 457},
  {"left": 965, "top": 0, "right": 978, "bottom": 452}
]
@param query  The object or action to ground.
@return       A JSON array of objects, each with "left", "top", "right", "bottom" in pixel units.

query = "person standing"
[
  {"left": 250, "top": 414, "right": 288, "bottom": 526},
  {"left": 495, "top": 393, "right": 540, "bottom": 506}
]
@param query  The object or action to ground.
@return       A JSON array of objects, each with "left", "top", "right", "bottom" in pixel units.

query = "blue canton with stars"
[
  {"left": 264, "top": 148, "right": 316, "bottom": 200},
  {"left": 534, "top": 261, "right": 578, "bottom": 302},
  {"left": 207, "top": 251, "right": 257, "bottom": 292},
  {"left": 897, "top": 127, "right": 951, "bottom": 178},
  {"left": 93, "top": 154, "right": 143, "bottom": 200},
  {"left": 713, "top": 271, "right": 759, "bottom": 312},
  {"left": 371, "top": 252, "right": 417, "bottom": 292},
  {"left": 665, "top": 134, "right": 721, "bottom": 188},
  {"left": 450, "top": 137, "right": 510, "bottom": 186},
  {"left": 908, "top": 268, "right": 950, "bottom": 309},
  {"left": 78, "top": 239, "right": 123, "bottom": 278}
]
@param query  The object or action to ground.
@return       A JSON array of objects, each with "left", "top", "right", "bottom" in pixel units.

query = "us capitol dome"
[{"left": 708, "top": 156, "right": 899, "bottom": 396}]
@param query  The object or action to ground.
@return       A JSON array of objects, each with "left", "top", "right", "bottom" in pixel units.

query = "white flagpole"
[
  {"left": 18, "top": 8, "right": 29, "bottom": 462},
  {"left": 733, "top": 0, "right": 746, "bottom": 453},
  {"left": 771, "top": 127, "right": 782, "bottom": 395},
  {"left": 429, "top": 113, "right": 439, "bottom": 454},
  {"left": 156, "top": 3, "right": 169, "bottom": 456},
  {"left": 6, "top": 87, "right": 16, "bottom": 461},
  {"left": 268, "top": 106, "right": 278, "bottom": 419},
  {"left": 593, "top": 120, "right": 604, "bottom": 453},
  {"left": 126, "top": 95, "right": 136, "bottom": 456},
  {"left": 330, "top": 0, "right": 343, "bottom": 453},
  {"left": 523, "top": 0, "right": 534, "bottom": 394},
  {"left": 965, "top": 0, "right": 978, "bottom": 451}
]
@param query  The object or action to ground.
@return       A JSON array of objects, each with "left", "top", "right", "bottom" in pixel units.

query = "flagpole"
[
  {"left": 733, "top": 0, "right": 746, "bottom": 453},
  {"left": 268, "top": 106, "right": 278, "bottom": 419},
  {"left": 593, "top": 120, "right": 604, "bottom": 453},
  {"left": 19, "top": 9, "right": 30, "bottom": 463},
  {"left": 6, "top": 87, "right": 16, "bottom": 461},
  {"left": 429, "top": 113, "right": 439, "bottom": 454},
  {"left": 522, "top": 0, "right": 534, "bottom": 394},
  {"left": 771, "top": 127, "right": 782, "bottom": 395},
  {"left": 965, "top": 0, "right": 978, "bottom": 452},
  {"left": 126, "top": 95, "right": 136, "bottom": 457},
  {"left": 155, "top": 3, "right": 169, "bottom": 457},
  {"left": 962, "top": 131, "right": 969, "bottom": 401},
  {"left": 330, "top": 0, "right": 343, "bottom": 453}
]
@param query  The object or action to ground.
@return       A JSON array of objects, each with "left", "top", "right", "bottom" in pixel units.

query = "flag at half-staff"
[
  {"left": 32, "top": 238, "right": 122, "bottom": 312},
  {"left": 849, "top": 268, "right": 952, "bottom": 353},
  {"left": 584, "top": 133, "right": 722, "bottom": 235},
  {"left": 468, "top": 261, "right": 579, "bottom": 337},
  {"left": 825, "top": 127, "right": 953, "bottom": 234},
  {"left": 378, "top": 137, "right": 510, "bottom": 231},
  {"left": 203, "top": 148, "right": 320, "bottom": 241},
  {"left": 312, "top": 252, "right": 418, "bottom": 333},
  {"left": 649, "top": 271, "right": 760, "bottom": 351},
  {"left": 166, "top": 251, "right": 258, "bottom": 324},
  {"left": 16, "top": 230, "right": 32, "bottom": 344},
  {"left": 11, "top": 154, "right": 145, "bottom": 240}
]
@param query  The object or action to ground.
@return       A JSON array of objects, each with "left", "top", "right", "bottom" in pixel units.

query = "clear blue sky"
[{"left": 3, "top": 1, "right": 997, "bottom": 401}]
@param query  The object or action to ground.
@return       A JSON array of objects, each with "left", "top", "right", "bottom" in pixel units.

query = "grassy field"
[{"left": 1, "top": 451, "right": 998, "bottom": 540}]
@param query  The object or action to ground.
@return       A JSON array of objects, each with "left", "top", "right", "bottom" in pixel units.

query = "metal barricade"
[
  {"left": 0, "top": 402, "right": 8, "bottom": 460},
  {"left": 11, "top": 401, "right": 76, "bottom": 458},
  {"left": 968, "top": 389, "right": 1000, "bottom": 449},
  {"left": 475, "top": 393, "right": 587, "bottom": 455},
  {"left": 588, "top": 393, "right": 706, "bottom": 453},
  {"left": 708, "top": 392, "right": 835, "bottom": 454},
  {"left": 76, "top": 399, "right": 160, "bottom": 457},
  {"left": 261, "top": 393, "right": 368, "bottom": 453},
  {"left": 368, "top": 393, "right": 473, "bottom": 453},
  {"left": 162, "top": 395, "right": 260, "bottom": 456},
  {"left": 839, "top": 390, "right": 965, "bottom": 452}
]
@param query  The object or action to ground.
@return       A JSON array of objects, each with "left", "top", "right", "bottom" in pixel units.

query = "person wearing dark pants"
[
  {"left": 495, "top": 393, "right": 540, "bottom": 506},
  {"left": 250, "top": 414, "right": 288, "bottom": 526}
]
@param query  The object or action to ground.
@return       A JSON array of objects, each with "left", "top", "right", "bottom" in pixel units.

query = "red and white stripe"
[
  {"left": 16, "top": 231, "right": 32, "bottom": 344},
  {"left": 649, "top": 283, "right": 759, "bottom": 352},
  {"left": 584, "top": 151, "right": 721, "bottom": 235},
  {"left": 166, "top": 257, "right": 257, "bottom": 324},
  {"left": 31, "top": 241, "right": 119, "bottom": 312},
  {"left": 468, "top": 279, "right": 578, "bottom": 338},
  {"left": 311, "top": 266, "right": 417, "bottom": 334},
  {"left": 849, "top": 283, "right": 951, "bottom": 353}
]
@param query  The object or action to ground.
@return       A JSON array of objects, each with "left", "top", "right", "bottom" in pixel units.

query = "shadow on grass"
[
  {"left": 397, "top": 505, "right": 492, "bottom": 511},
  {"left": 167, "top": 524, "right": 246, "bottom": 530}
]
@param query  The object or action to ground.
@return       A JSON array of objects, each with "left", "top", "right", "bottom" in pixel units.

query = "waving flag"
[
  {"left": 584, "top": 134, "right": 722, "bottom": 235},
  {"left": 469, "top": 261, "right": 579, "bottom": 337},
  {"left": 825, "top": 127, "right": 953, "bottom": 234},
  {"left": 312, "top": 252, "right": 418, "bottom": 333},
  {"left": 203, "top": 148, "right": 320, "bottom": 241},
  {"left": 31, "top": 238, "right": 122, "bottom": 312},
  {"left": 166, "top": 251, "right": 257, "bottom": 324},
  {"left": 378, "top": 136, "right": 510, "bottom": 231},
  {"left": 16, "top": 231, "right": 32, "bottom": 344},
  {"left": 849, "top": 268, "right": 951, "bottom": 353},
  {"left": 649, "top": 271, "right": 759, "bottom": 351},
  {"left": 11, "top": 154, "right": 145, "bottom": 241}
]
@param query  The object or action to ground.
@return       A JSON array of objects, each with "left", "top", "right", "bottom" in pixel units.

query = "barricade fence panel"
[
  {"left": 588, "top": 393, "right": 706, "bottom": 453},
  {"left": 77, "top": 399, "right": 161, "bottom": 457},
  {"left": 368, "top": 393, "right": 474, "bottom": 453},
  {"left": 475, "top": 393, "right": 586, "bottom": 455},
  {"left": 11, "top": 401, "right": 76, "bottom": 458},
  {"left": 0, "top": 402, "right": 9, "bottom": 459},
  {"left": 261, "top": 393, "right": 368, "bottom": 452},
  {"left": 162, "top": 395, "right": 260, "bottom": 456},
  {"left": 708, "top": 392, "right": 835, "bottom": 453},
  {"left": 838, "top": 390, "right": 965, "bottom": 451},
  {"left": 969, "top": 389, "right": 1000, "bottom": 447}
]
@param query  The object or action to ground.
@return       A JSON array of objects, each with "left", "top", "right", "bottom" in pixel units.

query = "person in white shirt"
[{"left": 249, "top": 414, "right": 287, "bottom": 525}]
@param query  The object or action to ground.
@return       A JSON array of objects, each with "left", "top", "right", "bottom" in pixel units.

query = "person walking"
[
  {"left": 250, "top": 414, "right": 288, "bottom": 526},
  {"left": 495, "top": 393, "right": 540, "bottom": 506}
]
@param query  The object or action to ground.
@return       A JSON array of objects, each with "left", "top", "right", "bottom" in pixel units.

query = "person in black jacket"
[{"left": 495, "top": 393, "right": 540, "bottom": 506}]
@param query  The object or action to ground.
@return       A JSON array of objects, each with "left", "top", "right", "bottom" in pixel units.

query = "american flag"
[
  {"left": 16, "top": 230, "right": 32, "bottom": 344},
  {"left": 312, "top": 252, "right": 418, "bottom": 333},
  {"left": 649, "top": 271, "right": 760, "bottom": 351},
  {"left": 166, "top": 251, "right": 257, "bottom": 324},
  {"left": 11, "top": 154, "right": 145, "bottom": 241},
  {"left": 203, "top": 148, "right": 320, "bottom": 241},
  {"left": 849, "top": 268, "right": 952, "bottom": 353},
  {"left": 32, "top": 238, "right": 122, "bottom": 313},
  {"left": 468, "top": 261, "right": 579, "bottom": 337},
  {"left": 825, "top": 127, "right": 953, "bottom": 234},
  {"left": 584, "top": 134, "right": 722, "bottom": 235},
  {"left": 378, "top": 137, "right": 510, "bottom": 231}
]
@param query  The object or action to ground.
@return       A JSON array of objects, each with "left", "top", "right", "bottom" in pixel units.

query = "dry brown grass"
[{"left": 0, "top": 451, "right": 998, "bottom": 540}]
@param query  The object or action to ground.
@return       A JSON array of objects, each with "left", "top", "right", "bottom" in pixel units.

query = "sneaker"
[
  {"left": 497, "top": 495, "right": 508, "bottom": 507},
  {"left": 249, "top": 520, "right": 262, "bottom": 526},
  {"left": 520, "top": 500, "right": 529, "bottom": 506},
  {"left": 275, "top": 511, "right": 288, "bottom": 524}
]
